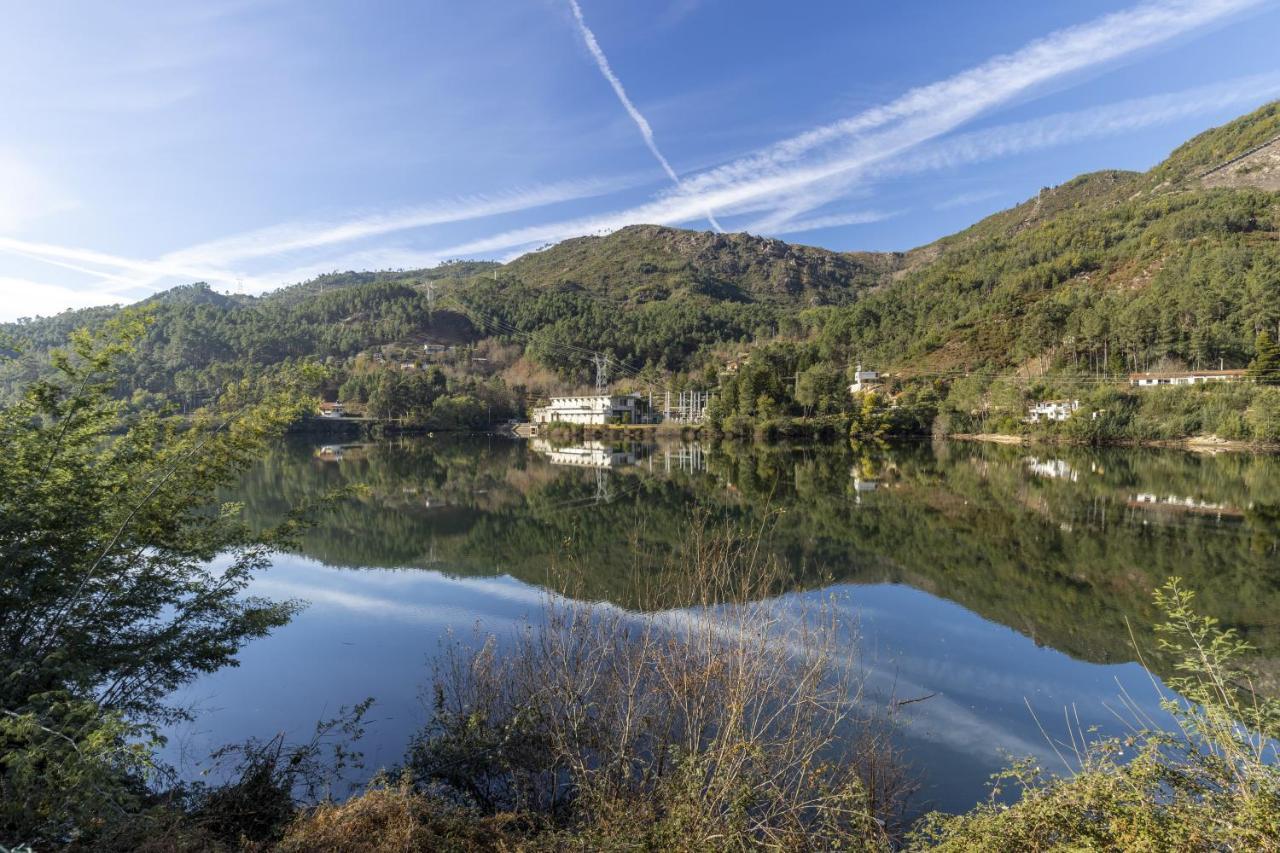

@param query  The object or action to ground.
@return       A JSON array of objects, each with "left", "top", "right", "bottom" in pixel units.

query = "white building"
[
  {"left": 848, "top": 364, "right": 879, "bottom": 394},
  {"left": 1129, "top": 369, "right": 1247, "bottom": 387},
  {"left": 421, "top": 343, "right": 460, "bottom": 359},
  {"left": 318, "top": 401, "right": 345, "bottom": 418},
  {"left": 1026, "top": 399, "right": 1080, "bottom": 423},
  {"left": 531, "top": 393, "right": 648, "bottom": 425}
]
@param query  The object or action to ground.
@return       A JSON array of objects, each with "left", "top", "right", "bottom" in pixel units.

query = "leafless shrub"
[{"left": 409, "top": 517, "right": 913, "bottom": 850}]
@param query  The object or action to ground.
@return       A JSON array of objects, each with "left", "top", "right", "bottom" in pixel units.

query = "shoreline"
[{"left": 950, "top": 432, "right": 1280, "bottom": 454}]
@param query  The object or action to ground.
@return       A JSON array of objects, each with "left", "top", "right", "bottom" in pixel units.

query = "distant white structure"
[
  {"left": 1026, "top": 399, "right": 1079, "bottom": 423},
  {"left": 531, "top": 393, "right": 648, "bottom": 425},
  {"left": 422, "top": 340, "right": 458, "bottom": 356},
  {"left": 852, "top": 475, "right": 877, "bottom": 506},
  {"left": 848, "top": 363, "right": 879, "bottom": 394},
  {"left": 1129, "top": 492, "right": 1243, "bottom": 519},
  {"left": 318, "top": 401, "right": 345, "bottom": 418},
  {"left": 1129, "top": 369, "right": 1247, "bottom": 387},
  {"left": 1025, "top": 457, "right": 1078, "bottom": 481},
  {"left": 530, "top": 439, "right": 637, "bottom": 468}
]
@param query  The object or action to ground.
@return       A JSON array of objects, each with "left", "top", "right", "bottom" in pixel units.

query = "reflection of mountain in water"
[{"left": 225, "top": 436, "right": 1280, "bottom": 688}]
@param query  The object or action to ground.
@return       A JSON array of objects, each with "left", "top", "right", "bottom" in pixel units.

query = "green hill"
[{"left": 4, "top": 101, "right": 1279, "bottom": 435}]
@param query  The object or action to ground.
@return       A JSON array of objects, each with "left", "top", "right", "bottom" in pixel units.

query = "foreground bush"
[
  {"left": 0, "top": 316, "right": 325, "bottom": 847},
  {"left": 408, "top": 523, "right": 911, "bottom": 851},
  {"left": 912, "top": 579, "right": 1280, "bottom": 851}
]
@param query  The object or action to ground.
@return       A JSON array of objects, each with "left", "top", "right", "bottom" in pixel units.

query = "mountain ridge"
[{"left": 3, "top": 100, "right": 1279, "bottom": 418}]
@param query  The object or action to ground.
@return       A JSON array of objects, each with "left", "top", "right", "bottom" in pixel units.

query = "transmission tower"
[
  {"left": 425, "top": 280, "right": 436, "bottom": 312},
  {"left": 593, "top": 353, "right": 610, "bottom": 395}
]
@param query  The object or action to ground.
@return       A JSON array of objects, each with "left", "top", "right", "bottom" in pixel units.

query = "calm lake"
[{"left": 164, "top": 435, "right": 1280, "bottom": 814}]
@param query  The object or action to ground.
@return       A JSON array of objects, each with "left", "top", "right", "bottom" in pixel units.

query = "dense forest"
[{"left": 4, "top": 102, "right": 1280, "bottom": 441}]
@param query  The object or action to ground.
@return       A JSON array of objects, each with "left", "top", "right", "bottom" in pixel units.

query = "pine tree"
[{"left": 1248, "top": 330, "right": 1280, "bottom": 384}]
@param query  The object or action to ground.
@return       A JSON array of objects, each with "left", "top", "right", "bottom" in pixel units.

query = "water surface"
[{"left": 166, "top": 436, "right": 1280, "bottom": 813}]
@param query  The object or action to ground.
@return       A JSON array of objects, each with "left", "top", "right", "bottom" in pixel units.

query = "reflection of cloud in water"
[
  {"left": 252, "top": 558, "right": 1090, "bottom": 767},
  {"left": 254, "top": 566, "right": 547, "bottom": 625},
  {"left": 653, "top": 588, "right": 1061, "bottom": 765}
]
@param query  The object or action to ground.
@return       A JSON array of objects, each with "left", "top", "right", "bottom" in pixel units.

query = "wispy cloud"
[
  {"left": 0, "top": 177, "right": 630, "bottom": 298},
  {"left": 0, "top": 236, "right": 237, "bottom": 290},
  {"left": 752, "top": 209, "right": 899, "bottom": 236},
  {"left": 412, "top": 0, "right": 1264, "bottom": 256},
  {"left": 6, "top": 0, "right": 1262, "bottom": 315},
  {"left": 659, "top": 0, "right": 1265, "bottom": 235},
  {"left": 884, "top": 70, "right": 1280, "bottom": 179},
  {"left": 933, "top": 189, "right": 1007, "bottom": 211},
  {"left": 566, "top": 0, "right": 723, "bottom": 231},
  {"left": 144, "top": 176, "right": 632, "bottom": 287}
]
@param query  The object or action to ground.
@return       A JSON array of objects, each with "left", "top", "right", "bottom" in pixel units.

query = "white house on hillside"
[
  {"left": 848, "top": 364, "right": 879, "bottom": 394},
  {"left": 1026, "top": 399, "right": 1080, "bottom": 423},
  {"left": 1129, "top": 369, "right": 1247, "bottom": 387}
]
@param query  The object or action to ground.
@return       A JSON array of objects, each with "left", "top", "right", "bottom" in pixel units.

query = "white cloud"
[
  {"left": 884, "top": 70, "right": 1280, "bottom": 179},
  {"left": 0, "top": 236, "right": 238, "bottom": 290},
  {"left": 752, "top": 210, "right": 899, "bottom": 236},
  {"left": 0, "top": 152, "right": 79, "bottom": 232},
  {"left": 566, "top": 0, "right": 723, "bottom": 230},
  {"left": 933, "top": 189, "right": 1008, "bottom": 211},
  {"left": 0, "top": 177, "right": 631, "bottom": 296},
  {"left": 0, "top": 277, "right": 132, "bottom": 321},
  {"left": 672, "top": 0, "right": 1262, "bottom": 204},
  {"left": 4, "top": 0, "right": 1262, "bottom": 313},
  {"left": 403, "top": 0, "right": 1265, "bottom": 258},
  {"left": 155, "top": 176, "right": 632, "bottom": 273}
]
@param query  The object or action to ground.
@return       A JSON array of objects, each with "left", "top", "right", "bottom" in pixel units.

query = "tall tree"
[
  {"left": 1248, "top": 330, "right": 1280, "bottom": 384},
  {"left": 0, "top": 314, "right": 324, "bottom": 844}
]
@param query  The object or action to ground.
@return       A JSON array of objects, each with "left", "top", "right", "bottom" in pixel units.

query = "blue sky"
[{"left": 1, "top": 0, "right": 1279, "bottom": 319}]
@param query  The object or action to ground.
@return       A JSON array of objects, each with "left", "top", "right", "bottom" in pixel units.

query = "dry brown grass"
[{"left": 278, "top": 777, "right": 521, "bottom": 853}]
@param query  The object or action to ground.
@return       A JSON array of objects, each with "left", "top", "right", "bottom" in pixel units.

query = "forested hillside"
[{"left": 4, "top": 101, "right": 1279, "bottom": 437}]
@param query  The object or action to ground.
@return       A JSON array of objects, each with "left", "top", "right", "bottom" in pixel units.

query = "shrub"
[
  {"left": 911, "top": 579, "right": 1280, "bottom": 850},
  {"left": 408, "top": 521, "right": 912, "bottom": 850},
  {"left": 1247, "top": 387, "right": 1280, "bottom": 441}
]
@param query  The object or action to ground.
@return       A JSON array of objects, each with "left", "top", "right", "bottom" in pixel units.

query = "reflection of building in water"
[
  {"left": 852, "top": 476, "right": 877, "bottom": 506},
  {"left": 1025, "top": 457, "right": 1079, "bottom": 481},
  {"left": 1128, "top": 493, "right": 1245, "bottom": 520},
  {"left": 661, "top": 443, "right": 706, "bottom": 474},
  {"left": 530, "top": 439, "right": 639, "bottom": 469},
  {"left": 314, "top": 443, "right": 367, "bottom": 463}
]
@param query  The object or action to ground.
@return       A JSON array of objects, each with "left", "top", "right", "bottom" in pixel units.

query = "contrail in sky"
[{"left": 566, "top": 0, "right": 723, "bottom": 232}]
